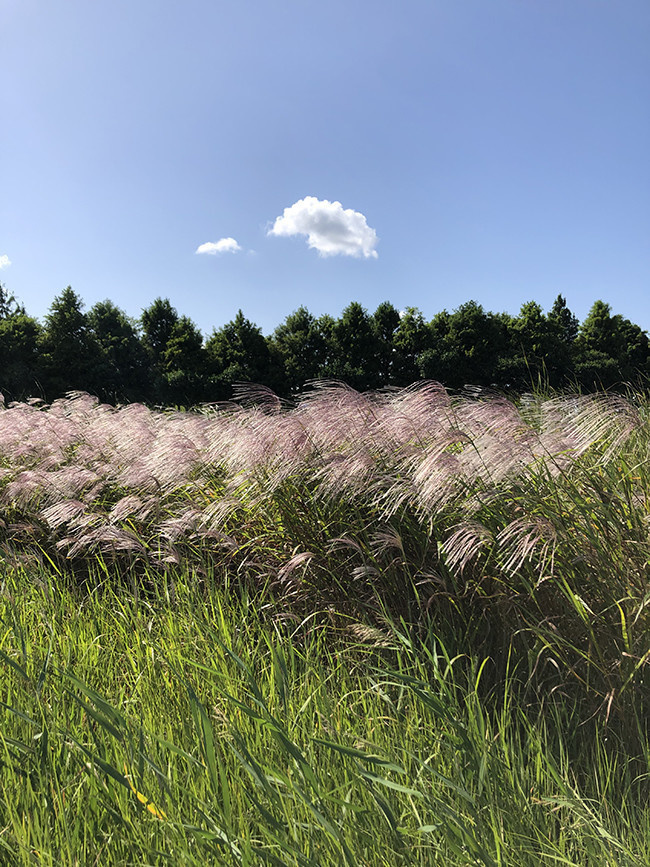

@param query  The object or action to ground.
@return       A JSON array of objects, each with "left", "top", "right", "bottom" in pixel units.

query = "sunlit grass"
[
  {"left": 1, "top": 384, "right": 650, "bottom": 863},
  {"left": 1, "top": 564, "right": 649, "bottom": 865}
]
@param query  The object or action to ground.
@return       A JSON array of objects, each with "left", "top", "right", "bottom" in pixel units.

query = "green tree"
[
  {"left": 140, "top": 298, "right": 181, "bottom": 402},
  {"left": 205, "top": 310, "right": 272, "bottom": 399},
  {"left": 314, "top": 313, "right": 338, "bottom": 375},
  {"left": 0, "top": 282, "right": 25, "bottom": 318},
  {"left": 39, "top": 287, "right": 102, "bottom": 399},
  {"left": 270, "top": 306, "right": 328, "bottom": 394},
  {"left": 140, "top": 298, "right": 179, "bottom": 362},
  {"left": 162, "top": 316, "right": 208, "bottom": 406},
  {"left": 88, "top": 300, "right": 150, "bottom": 403},
  {"left": 420, "top": 301, "right": 506, "bottom": 389},
  {"left": 392, "top": 307, "right": 432, "bottom": 385},
  {"left": 574, "top": 301, "right": 649, "bottom": 388},
  {"left": 498, "top": 301, "right": 555, "bottom": 390},
  {"left": 372, "top": 301, "right": 401, "bottom": 385},
  {"left": 0, "top": 285, "right": 42, "bottom": 400},
  {"left": 326, "top": 302, "right": 381, "bottom": 390},
  {"left": 545, "top": 294, "right": 579, "bottom": 387},
  {"left": 548, "top": 294, "right": 579, "bottom": 346}
]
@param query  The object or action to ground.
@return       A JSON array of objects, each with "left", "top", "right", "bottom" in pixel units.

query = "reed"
[{"left": 1, "top": 383, "right": 650, "bottom": 862}]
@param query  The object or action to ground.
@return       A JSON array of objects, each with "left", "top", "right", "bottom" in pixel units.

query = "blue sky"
[{"left": 2, "top": 0, "right": 649, "bottom": 337}]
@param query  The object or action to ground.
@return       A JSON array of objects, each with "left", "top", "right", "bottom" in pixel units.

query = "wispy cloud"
[
  {"left": 195, "top": 238, "right": 242, "bottom": 255},
  {"left": 0, "top": 255, "right": 11, "bottom": 269},
  {"left": 268, "top": 196, "right": 378, "bottom": 259}
]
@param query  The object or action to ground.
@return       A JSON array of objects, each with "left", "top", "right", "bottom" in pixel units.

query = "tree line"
[{"left": 0, "top": 283, "right": 648, "bottom": 405}]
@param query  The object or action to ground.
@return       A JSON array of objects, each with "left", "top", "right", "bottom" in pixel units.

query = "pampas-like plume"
[
  {"left": 497, "top": 516, "right": 558, "bottom": 579},
  {"left": 60, "top": 525, "right": 146, "bottom": 558},
  {"left": 41, "top": 499, "right": 87, "bottom": 530},
  {"left": 0, "top": 387, "right": 643, "bottom": 575},
  {"left": 442, "top": 521, "right": 494, "bottom": 575}
]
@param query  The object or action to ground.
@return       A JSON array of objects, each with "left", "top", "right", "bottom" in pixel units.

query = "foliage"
[
  {"left": 421, "top": 302, "right": 508, "bottom": 388},
  {"left": 162, "top": 315, "right": 207, "bottom": 406},
  {"left": 393, "top": 307, "right": 431, "bottom": 385},
  {"left": 88, "top": 300, "right": 151, "bottom": 403},
  {"left": 372, "top": 300, "right": 402, "bottom": 385},
  {"left": 140, "top": 297, "right": 179, "bottom": 363},
  {"left": 0, "top": 313, "right": 42, "bottom": 401},
  {"left": 1, "top": 566, "right": 649, "bottom": 865},
  {"left": 269, "top": 306, "right": 329, "bottom": 394},
  {"left": 325, "top": 301, "right": 381, "bottom": 391},
  {"left": 206, "top": 309, "right": 274, "bottom": 399},
  {"left": 0, "top": 282, "right": 26, "bottom": 318},
  {"left": 0, "top": 283, "right": 648, "bottom": 404},
  {"left": 1, "top": 385, "right": 650, "bottom": 862},
  {"left": 575, "top": 300, "right": 650, "bottom": 388},
  {"left": 38, "top": 287, "right": 103, "bottom": 400}
]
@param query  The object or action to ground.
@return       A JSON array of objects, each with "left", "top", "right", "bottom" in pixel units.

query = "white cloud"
[
  {"left": 268, "top": 196, "right": 378, "bottom": 258},
  {"left": 0, "top": 255, "right": 11, "bottom": 269},
  {"left": 195, "top": 237, "right": 242, "bottom": 255}
]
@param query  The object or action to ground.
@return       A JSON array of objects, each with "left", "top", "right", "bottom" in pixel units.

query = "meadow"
[{"left": 1, "top": 382, "right": 650, "bottom": 865}]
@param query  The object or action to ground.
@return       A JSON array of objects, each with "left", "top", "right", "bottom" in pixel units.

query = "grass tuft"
[{"left": 1, "top": 384, "right": 650, "bottom": 862}]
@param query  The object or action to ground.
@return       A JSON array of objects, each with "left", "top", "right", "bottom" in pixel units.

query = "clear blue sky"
[{"left": 2, "top": 0, "right": 649, "bottom": 337}]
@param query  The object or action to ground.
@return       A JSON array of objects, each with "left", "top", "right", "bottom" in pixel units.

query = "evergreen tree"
[
  {"left": 162, "top": 316, "right": 208, "bottom": 406},
  {"left": 575, "top": 301, "right": 649, "bottom": 388},
  {"left": 140, "top": 298, "right": 179, "bottom": 362},
  {"left": 392, "top": 307, "right": 432, "bottom": 385},
  {"left": 314, "top": 313, "right": 337, "bottom": 375},
  {"left": 0, "top": 282, "right": 25, "bottom": 318},
  {"left": 327, "top": 302, "right": 381, "bottom": 390},
  {"left": 88, "top": 300, "right": 150, "bottom": 403},
  {"left": 499, "top": 301, "right": 555, "bottom": 390},
  {"left": 39, "top": 287, "right": 102, "bottom": 399},
  {"left": 140, "top": 298, "right": 181, "bottom": 402},
  {"left": 205, "top": 310, "right": 272, "bottom": 399},
  {"left": 545, "top": 294, "right": 579, "bottom": 387},
  {"left": 548, "top": 294, "right": 579, "bottom": 345},
  {"left": 270, "top": 306, "right": 328, "bottom": 394},
  {"left": 421, "top": 302, "right": 506, "bottom": 389},
  {"left": 0, "top": 284, "right": 42, "bottom": 400},
  {"left": 372, "top": 301, "right": 401, "bottom": 385}
]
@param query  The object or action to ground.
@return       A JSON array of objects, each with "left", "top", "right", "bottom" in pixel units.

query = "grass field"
[{"left": 2, "top": 382, "right": 650, "bottom": 864}]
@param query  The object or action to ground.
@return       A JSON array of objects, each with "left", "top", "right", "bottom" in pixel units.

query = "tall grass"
[
  {"left": 1, "top": 383, "right": 650, "bottom": 862},
  {"left": 2, "top": 565, "right": 649, "bottom": 865}
]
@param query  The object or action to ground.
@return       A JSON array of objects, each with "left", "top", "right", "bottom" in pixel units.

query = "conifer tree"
[{"left": 39, "top": 287, "right": 102, "bottom": 399}]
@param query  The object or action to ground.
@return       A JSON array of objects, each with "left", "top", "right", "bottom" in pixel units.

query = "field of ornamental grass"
[{"left": 2, "top": 382, "right": 650, "bottom": 864}]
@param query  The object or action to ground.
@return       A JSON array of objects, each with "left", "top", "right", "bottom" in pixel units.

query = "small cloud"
[
  {"left": 0, "top": 255, "right": 11, "bottom": 269},
  {"left": 268, "top": 196, "right": 378, "bottom": 259},
  {"left": 195, "top": 237, "right": 242, "bottom": 255}
]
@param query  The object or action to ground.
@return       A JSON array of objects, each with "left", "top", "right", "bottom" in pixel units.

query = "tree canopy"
[{"left": 0, "top": 286, "right": 648, "bottom": 406}]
